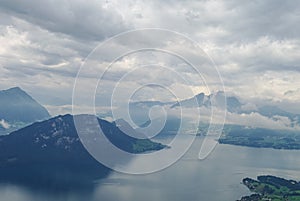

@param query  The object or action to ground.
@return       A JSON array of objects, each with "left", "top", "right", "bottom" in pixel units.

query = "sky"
[{"left": 0, "top": 0, "right": 299, "bottom": 118}]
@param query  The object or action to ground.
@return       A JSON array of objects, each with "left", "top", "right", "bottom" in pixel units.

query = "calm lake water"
[{"left": 1, "top": 136, "right": 300, "bottom": 201}]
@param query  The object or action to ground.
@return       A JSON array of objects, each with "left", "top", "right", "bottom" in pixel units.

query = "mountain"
[
  {"left": 0, "top": 114, "right": 165, "bottom": 189},
  {"left": 225, "top": 96, "right": 242, "bottom": 113},
  {"left": 0, "top": 87, "right": 50, "bottom": 123},
  {"left": 170, "top": 91, "right": 242, "bottom": 112},
  {"left": 170, "top": 92, "right": 207, "bottom": 108},
  {"left": 115, "top": 118, "right": 143, "bottom": 138},
  {"left": 128, "top": 100, "right": 174, "bottom": 125},
  {"left": 0, "top": 87, "right": 50, "bottom": 135},
  {"left": 130, "top": 100, "right": 171, "bottom": 108},
  {"left": 257, "top": 105, "right": 298, "bottom": 118},
  {"left": 137, "top": 117, "right": 181, "bottom": 137}
]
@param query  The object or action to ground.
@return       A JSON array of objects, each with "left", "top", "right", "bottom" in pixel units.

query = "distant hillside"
[
  {"left": 219, "top": 125, "right": 300, "bottom": 150},
  {"left": 0, "top": 87, "right": 50, "bottom": 134},
  {"left": 170, "top": 91, "right": 241, "bottom": 113},
  {"left": 0, "top": 87, "right": 50, "bottom": 123}
]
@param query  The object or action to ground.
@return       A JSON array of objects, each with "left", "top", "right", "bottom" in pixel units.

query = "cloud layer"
[{"left": 0, "top": 0, "right": 299, "bottom": 117}]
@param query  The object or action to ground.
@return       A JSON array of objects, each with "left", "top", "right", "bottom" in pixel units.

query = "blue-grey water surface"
[{"left": 1, "top": 136, "right": 300, "bottom": 201}]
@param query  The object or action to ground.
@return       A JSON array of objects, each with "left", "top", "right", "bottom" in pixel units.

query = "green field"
[
  {"left": 238, "top": 175, "right": 300, "bottom": 201},
  {"left": 218, "top": 125, "right": 300, "bottom": 150}
]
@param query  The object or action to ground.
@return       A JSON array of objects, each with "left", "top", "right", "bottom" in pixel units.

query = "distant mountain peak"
[
  {"left": 215, "top": 90, "right": 225, "bottom": 95},
  {"left": 195, "top": 92, "right": 205, "bottom": 98},
  {"left": 1, "top": 87, "right": 33, "bottom": 100},
  {"left": 169, "top": 90, "right": 242, "bottom": 112},
  {"left": 0, "top": 87, "right": 50, "bottom": 125},
  {"left": 2, "top": 86, "right": 26, "bottom": 95},
  {"left": 8, "top": 86, "right": 23, "bottom": 91}
]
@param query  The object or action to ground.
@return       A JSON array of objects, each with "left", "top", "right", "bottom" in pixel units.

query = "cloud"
[
  {"left": 0, "top": 0, "right": 131, "bottom": 41},
  {"left": 0, "top": 119, "right": 10, "bottom": 129},
  {"left": 0, "top": 0, "right": 299, "bottom": 118},
  {"left": 168, "top": 106, "right": 300, "bottom": 131},
  {"left": 284, "top": 88, "right": 300, "bottom": 100},
  {"left": 225, "top": 112, "right": 299, "bottom": 131}
]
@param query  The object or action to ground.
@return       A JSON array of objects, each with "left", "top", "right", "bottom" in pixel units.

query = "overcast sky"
[{"left": 0, "top": 0, "right": 299, "bottom": 116}]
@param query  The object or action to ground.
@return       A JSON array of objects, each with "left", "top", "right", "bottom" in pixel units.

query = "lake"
[{"left": 1, "top": 136, "right": 300, "bottom": 201}]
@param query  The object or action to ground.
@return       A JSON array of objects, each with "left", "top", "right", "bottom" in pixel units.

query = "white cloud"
[
  {"left": 226, "top": 112, "right": 299, "bottom": 131},
  {"left": 0, "top": 119, "right": 10, "bottom": 129},
  {"left": 166, "top": 106, "right": 299, "bottom": 131}
]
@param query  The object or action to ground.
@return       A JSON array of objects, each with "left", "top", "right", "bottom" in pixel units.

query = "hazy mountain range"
[{"left": 130, "top": 91, "right": 300, "bottom": 129}]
